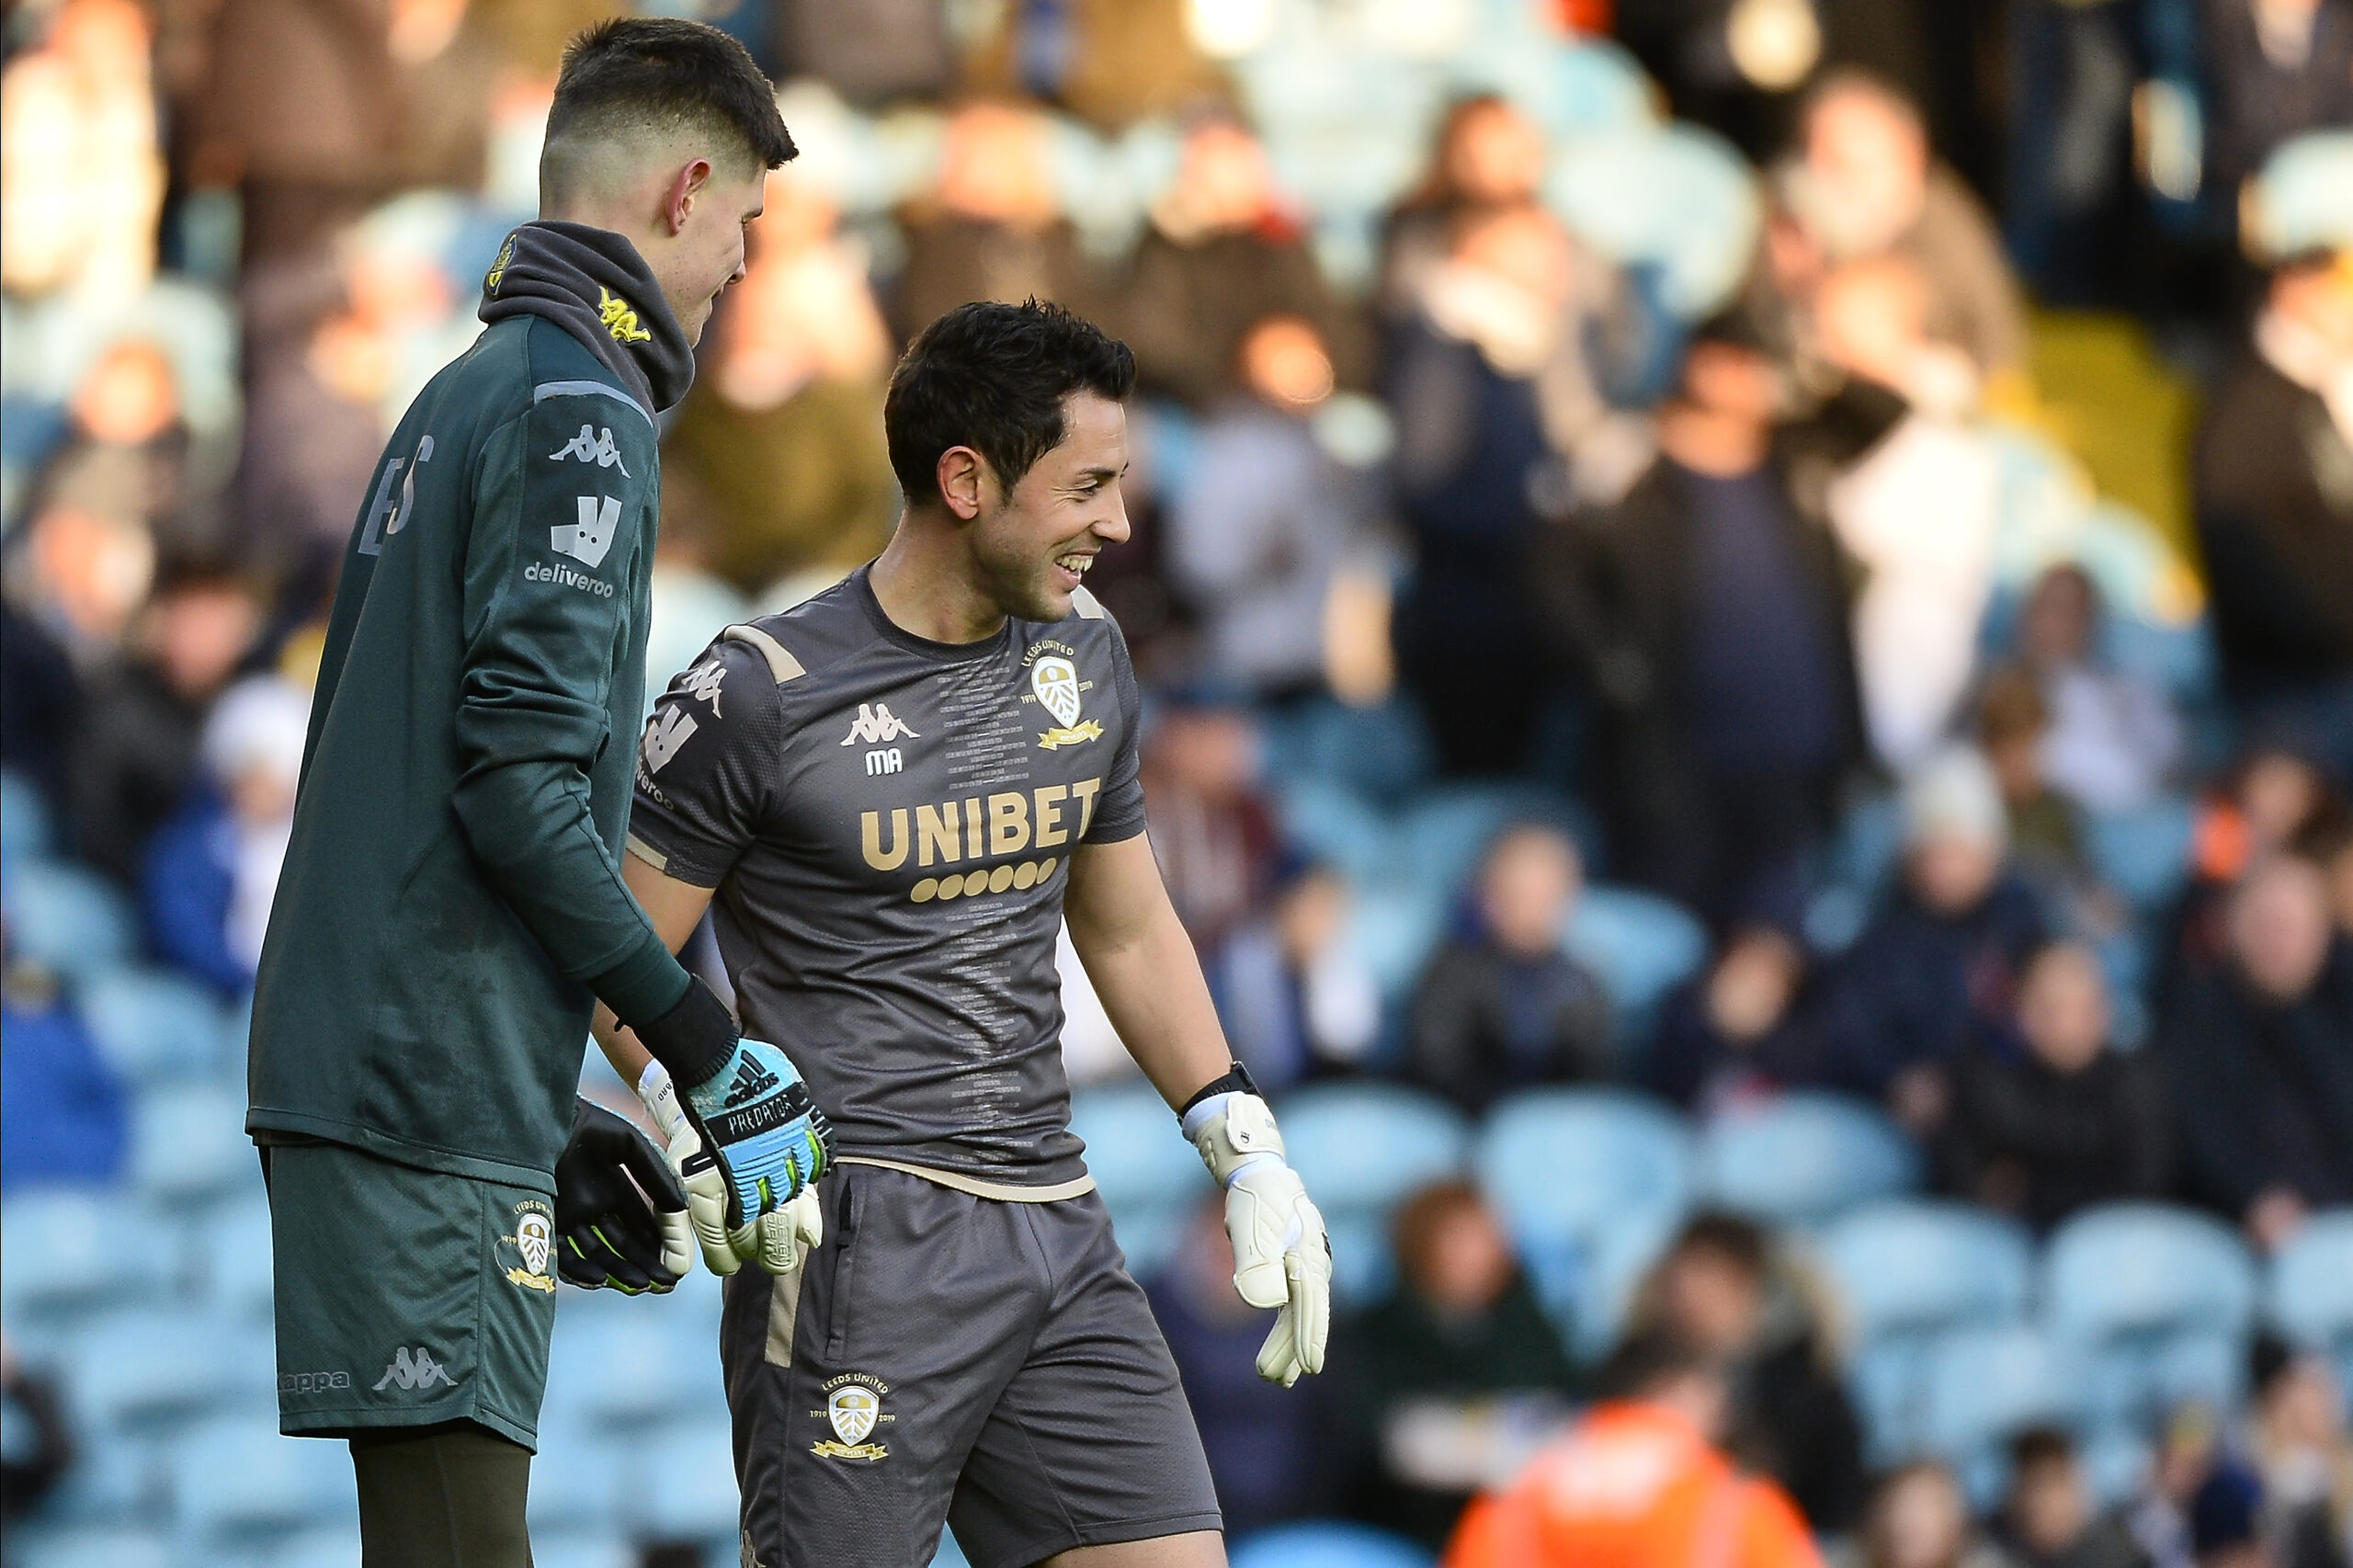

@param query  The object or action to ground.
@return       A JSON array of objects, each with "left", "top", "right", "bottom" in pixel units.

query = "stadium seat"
[
  {"left": 1072, "top": 1082, "right": 1205, "bottom": 1278},
  {"left": 541, "top": 1308, "right": 724, "bottom": 1429},
  {"left": 1695, "top": 1094, "right": 1921, "bottom": 1228},
  {"left": 1474, "top": 1088, "right": 1694, "bottom": 1354},
  {"left": 263, "top": 1528, "right": 360, "bottom": 1568},
  {"left": 1, "top": 767, "right": 51, "bottom": 863},
  {"left": 1920, "top": 1324, "right": 2083, "bottom": 1503},
  {"left": 1273, "top": 778, "right": 1392, "bottom": 888},
  {"left": 169, "top": 1417, "right": 357, "bottom": 1541},
  {"left": 2084, "top": 800, "right": 2195, "bottom": 912},
  {"left": 518, "top": 1534, "right": 634, "bottom": 1568},
  {"left": 623, "top": 1416, "right": 739, "bottom": 1540},
  {"left": 1279, "top": 1084, "right": 1469, "bottom": 1304},
  {"left": 75, "top": 966, "right": 228, "bottom": 1084},
  {"left": 1338, "top": 882, "right": 1449, "bottom": 1003},
  {"left": 2269, "top": 1209, "right": 2353, "bottom": 1359},
  {"left": 1231, "top": 1520, "right": 1437, "bottom": 1568},
  {"left": 932, "top": 1526, "right": 975, "bottom": 1568},
  {"left": 1817, "top": 1202, "right": 2034, "bottom": 1341},
  {"left": 524, "top": 1420, "right": 619, "bottom": 1535},
  {"left": 2044, "top": 1204, "right": 2258, "bottom": 1428},
  {"left": 197, "top": 1191, "right": 276, "bottom": 1321},
  {"left": 1256, "top": 698, "right": 1435, "bottom": 810},
  {"left": 2044, "top": 1205, "right": 2258, "bottom": 1343},
  {"left": 0, "top": 1187, "right": 176, "bottom": 1319},
  {"left": 130, "top": 1084, "right": 259, "bottom": 1205},
  {"left": 1563, "top": 886, "right": 1710, "bottom": 1029},
  {"left": 4, "top": 861, "right": 139, "bottom": 978},
  {"left": 63, "top": 1309, "right": 265, "bottom": 1432},
  {"left": 8, "top": 1527, "right": 173, "bottom": 1568}
]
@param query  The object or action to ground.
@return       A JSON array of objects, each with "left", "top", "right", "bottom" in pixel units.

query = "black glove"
[{"left": 553, "top": 1096, "right": 692, "bottom": 1294}]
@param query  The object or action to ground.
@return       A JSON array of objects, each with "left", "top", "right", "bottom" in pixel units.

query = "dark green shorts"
[{"left": 266, "top": 1142, "right": 558, "bottom": 1449}]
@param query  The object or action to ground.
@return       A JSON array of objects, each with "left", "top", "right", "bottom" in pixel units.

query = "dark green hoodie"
[{"left": 247, "top": 222, "right": 699, "bottom": 1186}]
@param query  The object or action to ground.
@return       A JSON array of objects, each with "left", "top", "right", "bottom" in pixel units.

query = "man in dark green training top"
[{"left": 246, "top": 20, "right": 831, "bottom": 1563}]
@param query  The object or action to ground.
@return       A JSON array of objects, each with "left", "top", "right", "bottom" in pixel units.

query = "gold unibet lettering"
[
  {"left": 988, "top": 792, "right": 1030, "bottom": 855},
  {"left": 1072, "top": 777, "right": 1102, "bottom": 838},
  {"left": 964, "top": 798, "right": 983, "bottom": 856},
  {"left": 917, "top": 802, "right": 960, "bottom": 867},
  {"left": 861, "top": 809, "right": 910, "bottom": 870},
  {"left": 1033, "top": 785, "right": 1069, "bottom": 847}
]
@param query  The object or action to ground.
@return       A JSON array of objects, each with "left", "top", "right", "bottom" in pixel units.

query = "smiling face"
[{"left": 964, "top": 391, "right": 1131, "bottom": 623}]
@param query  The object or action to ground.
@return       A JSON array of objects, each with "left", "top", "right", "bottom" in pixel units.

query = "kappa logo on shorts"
[
  {"left": 501, "top": 1199, "right": 556, "bottom": 1294},
  {"left": 809, "top": 1372, "right": 893, "bottom": 1461},
  {"left": 373, "top": 1346, "right": 460, "bottom": 1392},
  {"left": 279, "top": 1369, "right": 352, "bottom": 1395}
]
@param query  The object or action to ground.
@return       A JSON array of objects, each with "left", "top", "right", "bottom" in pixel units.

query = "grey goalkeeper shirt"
[{"left": 627, "top": 568, "right": 1146, "bottom": 1187}]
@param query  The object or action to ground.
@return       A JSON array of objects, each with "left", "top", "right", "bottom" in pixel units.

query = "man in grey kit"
[{"left": 597, "top": 301, "right": 1335, "bottom": 1568}]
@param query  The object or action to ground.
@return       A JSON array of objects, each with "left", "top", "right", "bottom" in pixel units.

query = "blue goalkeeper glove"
[{"left": 630, "top": 979, "right": 834, "bottom": 1276}]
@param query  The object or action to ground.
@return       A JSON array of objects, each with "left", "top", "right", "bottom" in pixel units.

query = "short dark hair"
[
  {"left": 2008, "top": 1425, "right": 2076, "bottom": 1473},
  {"left": 1594, "top": 1328, "right": 1718, "bottom": 1402},
  {"left": 544, "top": 17, "right": 793, "bottom": 195},
  {"left": 1666, "top": 1211, "right": 1771, "bottom": 1281},
  {"left": 884, "top": 300, "right": 1136, "bottom": 506}
]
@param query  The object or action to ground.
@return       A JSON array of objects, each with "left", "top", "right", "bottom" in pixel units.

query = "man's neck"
[
  {"left": 868, "top": 514, "right": 1007, "bottom": 644},
  {"left": 540, "top": 203, "right": 685, "bottom": 333},
  {"left": 1657, "top": 403, "right": 1769, "bottom": 477}
]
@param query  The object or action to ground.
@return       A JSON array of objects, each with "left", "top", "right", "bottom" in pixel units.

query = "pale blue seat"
[
  {"left": 1921, "top": 1325, "right": 2084, "bottom": 1506},
  {"left": 1279, "top": 1084, "right": 1469, "bottom": 1304},
  {"left": 625, "top": 1416, "right": 738, "bottom": 1540},
  {"left": 518, "top": 1534, "right": 633, "bottom": 1568},
  {"left": 2044, "top": 1204, "right": 2258, "bottom": 1428},
  {"left": 264, "top": 1528, "right": 360, "bottom": 1568},
  {"left": 1274, "top": 778, "right": 1392, "bottom": 888},
  {"left": 10, "top": 1527, "right": 173, "bottom": 1568},
  {"left": 1, "top": 1187, "right": 176, "bottom": 1318},
  {"left": 76, "top": 966, "right": 228, "bottom": 1083},
  {"left": 130, "top": 1084, "right": 256, "bottom": 1205},
  {"left": 1339, "top": 883, "right": 1449, "bottom": 1004},
  {"left": 524, "top": 1418, "right": 620, "bottom": 1535},
  {"left": 541, "top": 1308, "right": 722, "bottom": 1428},
  {"left": 198, "top": 1191, "right": 276, "bottom": 1322},
  {"left": 2084, "top": 800, "right": 2195, "bottom": 912},
  {"left": 1072, "top": 1083, "right": 1204, "bottom": 1280},
  {"left": 170, "top": 1417, "right": 356, "bottom": 1541},
  {"left": 5, "top": 861, "right": 138, "bottom": 977},
  {"left": 1564, "top": 887, "right": 1710, "bottom": 1029},
  {"left": 0, "top": 768, "right": 51, "bottom": 863},
  {"left": 66, "top": 1309, "right": 261, "bottom": 1432},
  {"left": 1232, "top": 1520, "right": 1436, "bottom": 1568},
  {"left": 2269, "top": 1209, "right": 2353, "bottom": 1367},
  {"left": 1474, "top": 1088, "right": 1694, "bottom": 1355},
  {"left": 1696, "top": 1093, "right": 1921, "bottom": 1228}
]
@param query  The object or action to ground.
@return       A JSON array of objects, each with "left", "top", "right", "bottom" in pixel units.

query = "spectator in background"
[
  {"left": 1775, "top": 71, "right": 2029, "bottom": 388},
  {"left": 2194, "top": 247, "right": 2353, "bottom": 775},
  {"left": 1164, "top": 314, "right": 1372, "bottom": 700},
  {"left": 1827, "top": 747, "right": 2049, "bottom": 1134},
  {"left": 2128, "top": 1404, "right": 2232, "bottom": 1568},
  {"left": 2010, "top": 564, "right": 2185, "bottom": 815},
  {"left": 656, "top": 169, "right": 898, "bottom": 599},
  {"left": 1995, "top": 1426, "right": 2149, "bottom": 1568},
  {"left": 35, "top": 337, "right": 210, "bottom": 562},
  {"left": 1534, "top": 312, "right": 1870, "bottom": 924},
  {"left": 1115, "top": 115, "right": 1366, "bottom": 412},
  {"left": 1945, "top": 941, "right": 2173, "bottom": 1232},
  {"left": 2167, "top": 748, "right": 2342, "bottom": 999},
  {"left": 1379, "top": 95, "right": 1550, "bottom": 324},
  {"left": 1211, "top": 858, "right": 1381, "bottom": 1091},
  {"left": 1841, "top": 1461, "right": 2019, "bottom": 1568},
  {"left": 1149, "top": 1196, "right": 1332, "bottom": 1538},
  {"left": 65, "top": 563, "right": 263, "bottom": 884},
  {"left": 1407, "top": 824, "right": 1611, "bottom": 1115},
  {"left": 1632, "top": 1213, "right": 1865, "bottom": 1535},
  {"left": 889, "top": 99, "right": 1097, "bottom": 344},
  {"left": 1977, "top": 673, "right": 2101, "bottom": 915},
  {"left": 2198, "top": 0, "right": 2353, "bottom": 209},
  {"left": 1815, "top": 253, "right": 2005, "bottom": 772},
  {"left": 141, "top": 674, "right": 309, "bottom": 995},
  {"left": 1386, "top": 202, "right": 1585, "bottom": 777},
  {"left": 0, "top": 939, "right": 126, "bottom": 1189},
  {"left": 1444, "top": 1330, "right": 1824, "bottom": 1568},
  {"left": 1645, "top": 924, "right": 1829, "bottom": 1114},
  {"left": 2193, "top": 1469, "right": 2277, "bottom": 1568},
  {"left": 1339, "top": 1180, "right": 1581, "bottom": 1551},
  {"left": 1141, "top": 699, "right": 1282, "bottom": 956},
  {"left": 2158, "top": 853, "right": 2353, "bottom": 1250},
  {"left": 2243, "top": 1335, "right": 2353, "bottom": 1568}
]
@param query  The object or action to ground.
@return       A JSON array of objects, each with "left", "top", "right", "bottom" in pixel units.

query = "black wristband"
[
  {"left": 1178, "top": 1062, "right": 1261, "bottom": 1119},
  {"left": 628, "top": 977, "right": 738, "bottom": 1089}
]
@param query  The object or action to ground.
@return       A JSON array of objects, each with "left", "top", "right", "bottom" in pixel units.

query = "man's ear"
[
  {"left": 936, "top": 446, "right": 991, "bottom": 522},
  {"left": 661, "top": 157, "right": 715, "bottom": 236}
]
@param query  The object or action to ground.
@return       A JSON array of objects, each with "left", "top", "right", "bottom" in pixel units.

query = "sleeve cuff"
[{"left": 590, "top": 932, "right": 694, "bottom": 1034}]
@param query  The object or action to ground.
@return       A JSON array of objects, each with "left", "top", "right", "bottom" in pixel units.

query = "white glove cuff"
[
  {"left": 636, "top": 1059, "right": 686, "bottom": 1142},
  {"left": 1184, "top": 1091, "right": 1287, "bottom": 1187}
]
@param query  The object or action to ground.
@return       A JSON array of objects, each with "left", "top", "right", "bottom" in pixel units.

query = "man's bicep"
[
  {"left": 1064, "top": 834, "right": 1171, "bottom": 952},
  {"left": 620, "top": 850, "right": 718, "bottom": 954}
]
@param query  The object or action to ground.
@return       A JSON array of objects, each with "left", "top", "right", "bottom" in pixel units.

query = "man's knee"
[{"left": 350, "top": 1420, "right": 533, "bottom": 1568}]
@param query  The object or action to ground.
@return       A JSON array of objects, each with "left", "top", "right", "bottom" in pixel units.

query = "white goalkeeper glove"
[
  {"left": 637, "top": 1059, "right": 824, "bottom": 1277},
  {"left": 1181, "top": 1069, "right": 1332, "bottom": 1387}
]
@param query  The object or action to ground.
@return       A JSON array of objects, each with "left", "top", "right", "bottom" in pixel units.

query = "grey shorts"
[{"left": 721, "top": 1164, "right": 1222, "bottom": 1568}]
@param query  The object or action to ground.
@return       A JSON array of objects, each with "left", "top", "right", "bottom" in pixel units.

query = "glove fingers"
[
  {"left": 1289, "top": 1248, "right": 1329, "bottom": 1378},
  {"left": 660, "top": 1210, "right": 696, "bottom": 1280},
  {"left": 754, "top": 1210, "right": 798, "bottom": 1275},
  {"left": 686, "top": 1189, "right": 740, "bottom": 1276},
  {"left": 619, "top": 1122, "right": 688, "bottom": 1211},
  {"left": 1256, "top": 1307, "right": 1302, "bottom": 1388}
]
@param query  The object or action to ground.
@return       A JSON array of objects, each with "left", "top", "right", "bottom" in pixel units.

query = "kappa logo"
[
  {"left": 642, "top": 706, "right": 698, "bottom": 776},
  {"left": 810, "top": 1373, "right": 893, "bottom": 1461},
  {"left": 551, "top": 494, "right": 621, "bottom": 569},
  {"left": 548, "top": 424, "right": 631, "bottom": 475},
  {"left": 279, "top": 1369, "right": 351, "bottom": 1395},
  {"left": 839, "top": 703, "right": 918, "bottom": 747},
  {"left": 598, "top": 287, "right": 653, "bottom": 344},
  {"left": 681, "top": 656, "right": 726, "bottom": 715},
  {"left": 373, "top": 1346, "right": 459, "bottom": 1392}
]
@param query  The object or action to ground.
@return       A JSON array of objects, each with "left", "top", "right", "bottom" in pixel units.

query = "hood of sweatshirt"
[{"left": 478, "top": 221, "right": 696, "bottom": 415}]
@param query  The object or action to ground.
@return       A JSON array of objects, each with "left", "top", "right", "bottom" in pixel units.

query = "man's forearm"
[
  {"left": 593, "top": 1003, "right": 655, "bottom": 1093},
  {"left": 1075, "top": 905, "right": 1234, "bottom": 1109}
]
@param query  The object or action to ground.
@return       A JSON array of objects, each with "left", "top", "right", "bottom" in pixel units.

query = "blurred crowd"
[{"left": 2, "top": 0, "right": 2351, "bottom": 1563}]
